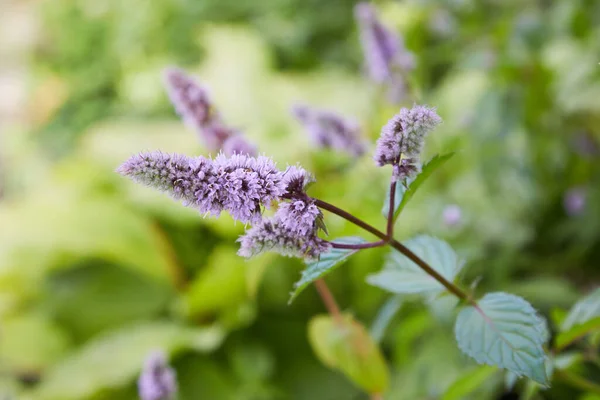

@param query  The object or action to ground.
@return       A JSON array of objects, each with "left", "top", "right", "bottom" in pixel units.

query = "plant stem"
[
  {"left": 313, "top": 198, "right": 472, "bottom": 304},
  {"left": 330, "top": 240, "right": 386, "bottom": 250},
  {"left": 314, "top": 278, "right": 342, "bottom": 323},
  {"left": 386, "top": 180, "right": 396, "bottom": 237}
]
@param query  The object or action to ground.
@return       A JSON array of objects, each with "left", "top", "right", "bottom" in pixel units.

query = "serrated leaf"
[
  {"left": 33, "top": 322, "right": 224, "bottom": 400},
  {"left": 366, "top": 235, "right": 462, "bottom": 296},
  {"left": 442, "top": 365, "right": 497, "bottom": 400},
  {"left": 308, "top": 314, "right": 389, "bottom": 394},
  {"left": 555, "top": 316, "right": 600, "bottom": 351},
  {"left": 289, "top": 237, "right": 366, "bottom": 303},
  {"left": 383, "top": 153, "right": 454, "bottom": 221},
  {"left": 561, "top": 288, "right": 600, "bottom": 331},
  {"left": 454, "top": 292, "right": 549, "bottom": 386}
]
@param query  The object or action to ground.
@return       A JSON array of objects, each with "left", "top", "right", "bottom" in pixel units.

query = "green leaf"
[
  {"left": 383, "top": 153, "right": 455, "bottom": 221},
  {"left": 555, "top": 316, "right": 600, "bottom": 351},
  {"left": 442, "top": 365, "right": 497, "bottom": 400},
  {"left": 454, "top": 292, "right": 549, "bottom": 386},
  {"left": 308, "top": 314, "right": 389, "bottom": 394},
  {"left": 561, "top": 288, "right": 600, "bottom": 331},
  {"left": 33, "top": 322, "right": 224, "bottom": 400},
  {"left": 366, "top": 235, "right": 463, "bottom": 296},
  {"left": 370, "top": 295, "right": 403, "bottom": 343},
  {"left": 289, "top": 237, "right": 366, "bottom": 303}
]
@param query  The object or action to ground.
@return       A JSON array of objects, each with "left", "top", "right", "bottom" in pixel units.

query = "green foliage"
[
  {"left": 454, "top": 292, "right": 549, "bottom": 385},
  {"left": 367, "top": 235, "right": 463, "bottom": 296},
  {"left": 382, "top": 152, "right": 456, "bottom": 221},
  {"left": 289, "top": 236, "right": 366, "bottom": 303},
  {"left": 562, "top": 288, "right": 600, "bottom": 331},
  {"left": 308, "top": 314, "right": 389, "bottom": 394}
]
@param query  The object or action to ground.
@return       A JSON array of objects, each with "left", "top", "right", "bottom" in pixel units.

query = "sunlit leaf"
[
  {"left": 308, "top": 314, "right": 389, "bottom": 394},
  {"left": 289, "top": 237, "right": 366, "bottom": 303},
  {"left": 555, "top": 316, "right": 600, "bottom": 351},
  {"left": 442, "top": 365, "right": 497, "bottom": 400},
  {"left": 367, "top": 236, "right": 462, "bottom": 296},
  {"left": 561, "top": 288, "right": 600, "bottom": 331},
  {"left": 454, "top": 292, "right": 549, "bottom": 386}
]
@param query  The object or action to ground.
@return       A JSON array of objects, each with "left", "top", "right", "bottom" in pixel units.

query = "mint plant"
[{"left": 116, "top": 3, "right": 600, "bottom": 399}]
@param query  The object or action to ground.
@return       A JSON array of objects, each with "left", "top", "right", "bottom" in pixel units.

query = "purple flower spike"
[
  {"left": 237, "top": 218, "right": 330, "bottom": 260},
  {"left": 138, "top": 350, "right": 177, "bottom": 400},
  {"left": 374, "top": 105, "right": 441, "bottom": 181},
  {"left": 292, "top": 105, "right": 366, "bottom": 157},
  {"left": 282, "top": 165, "right": 315, "bottom": 196},
  {"left": 276, "top": 199, "right": 322, "bottom": 237},
  {"left": 354, "top": 2, "right": 415, "bottom": 102},
  {"left": 163, "top": 67, "right": 255, "bottom": 154},
  {"left": 118, "top": 152, "right": 288, "bottom": 224}
]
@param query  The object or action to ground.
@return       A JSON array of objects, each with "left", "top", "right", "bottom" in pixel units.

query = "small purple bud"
[
  {"left": 443, "top": 204, "right": 462, "bottom": 226},
  {"left": 138, "top": 351, "right": 177, "bottom": 400},
  {"left": 291, "top": 104, "right": 366, "bottom": 157},
  {"left": 564, "top": 188, "right": 587, "bottom": 216}
]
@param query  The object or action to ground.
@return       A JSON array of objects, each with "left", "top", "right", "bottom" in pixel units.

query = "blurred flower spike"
[
  {"left": 163, "top": 67, "right": 256, "bottom": 156},
  {"left": 138, "top": 350, "right": 177, "bottom": 400},
  {"left": 354, "top": 2, "right": 415, "bottom": 102},
  {"left": 292, "top": 104, "right": 366, "bottom": 157}
]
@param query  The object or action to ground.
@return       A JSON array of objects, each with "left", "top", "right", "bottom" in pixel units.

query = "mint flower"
[
  {"left": 276, "top": 199, "right": 323, "bottom": 237},
  {"left": 237, "top": 217, "right": 330, "bottom": 260},
  {"left": 283, "top": 165, "right": 315, "bottom": 196},
  {"left": 292, "top": 104, "right": 366, "bottom": 157},
  {"left": 374, "top": 105, "right": 442, "bottom": 181},
  {"left": 117, "top": 152, "right": 287, "bottom": 223},
  {"left": 354, "top": 2, "right": 415, "bottom": 102},
  {"left": 138, "top": 351, "right": 177, "bottom": 400},
  {"left": 163, "top": 67, "right": 256, "bottom": 155}
]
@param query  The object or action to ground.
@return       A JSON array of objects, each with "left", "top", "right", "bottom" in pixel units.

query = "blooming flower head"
[
  {"left": 292, "top": 104, "right": 366, "bottom": 157},
  {"left": 354, "top": 2, "right": 415, "bottom": 102},
  {"left": 237, "top": 217, "right": 330, "bottom": 260},
  {"left": 163, "top": 67, "right": 256, "bottom": 155},
  {"left": 283, "top": 165, "right": 315, "bottom": 197},
  {"left": 138, "top": 350, "right": 177, "bottom": 400},
  {"left": 117, "top": 152, "right": 287, "bottom": 224},
  {"left": 374, "top": 105, "right": 442, "bottom": 181}
]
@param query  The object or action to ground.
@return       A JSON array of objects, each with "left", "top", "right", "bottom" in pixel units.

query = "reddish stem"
[
  {"left": 314, "top": 278, "right": 342, "bottom": 323},
  {"left": 330, "top": 240, "right": 386, "bottom": 250},
  {"left": 386, "top": 180, "right": 397, "bottom": 237}
]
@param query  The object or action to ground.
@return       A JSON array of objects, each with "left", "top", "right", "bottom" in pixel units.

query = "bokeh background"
[{"left": 1, "top": 0, "right": 600, "bottom": 399}]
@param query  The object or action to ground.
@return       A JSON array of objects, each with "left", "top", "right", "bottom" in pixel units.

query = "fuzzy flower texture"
[
  {"left": 138, "top": 351, "right": 177, "bottom": 400},
  {"left": 163, "top": 67, "right": 256, "bottom": 156},
  {"left": 374, "top": 105, "right": 442, "bottom": 181},
  {"left": 118, "top": 152, "right": 329, "bottom": 259}
]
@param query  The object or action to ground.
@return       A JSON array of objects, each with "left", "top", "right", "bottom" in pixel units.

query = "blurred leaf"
[
  {"left": 308, "top": 314, "right": 389, "bottom": 394},
  {"left": 442, "top": 365, "right": 497, "bottom": 400},
  {"left": 370, "top": 295, "right": 402, "bottom": 343},
  {"left": 0, "top": 312, "right": 70, "bottom": 373},
  {"left": 182, "top": 247, "right": 248, "bottom": 318},
  {"left": 454, "top": 292, "right": 549, "bottom": 386},
  {"left": 385, "top": 153, "right": 455, "bottom": 221},
  {"left": 555, "top": 316, "right": 600, "bottom": 351},
  {"left": 289, "top": 237, "right": 366, "bottom": 303},
  {"left": 33, "top": 322, "right": 224, "bottom": 400},
  {"left": 562, "top": 288, "right": 600, "bottom": 331},
  {"left": 367, "top": 236, "right": 462, "bottom": 296},
  {"left": 44, "top": 261, "right": 172, "bottom": 339}
]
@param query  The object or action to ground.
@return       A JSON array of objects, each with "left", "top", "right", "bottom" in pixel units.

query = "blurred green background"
[{"left": 1, "top": 0, "right": 600, "bottom": 399}]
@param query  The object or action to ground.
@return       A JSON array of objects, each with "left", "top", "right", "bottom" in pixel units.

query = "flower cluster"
[
  {"left": 374, "top": 105, "right": 442, "bottom": 181},
  {"left": 354, "top": 2, "right": 415, "bottom": 102},
  {"left": 292, "top": 105, "right": 366, "bottom": 157},
  {"left": 117, "top": 152, "right": 287, "bottom": 224},
  {"left": 163, "top": 67, "right": 256, "bottom": 156},
  {"left": 138, "top": 351, "right": 177, "bottom": 400}
]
